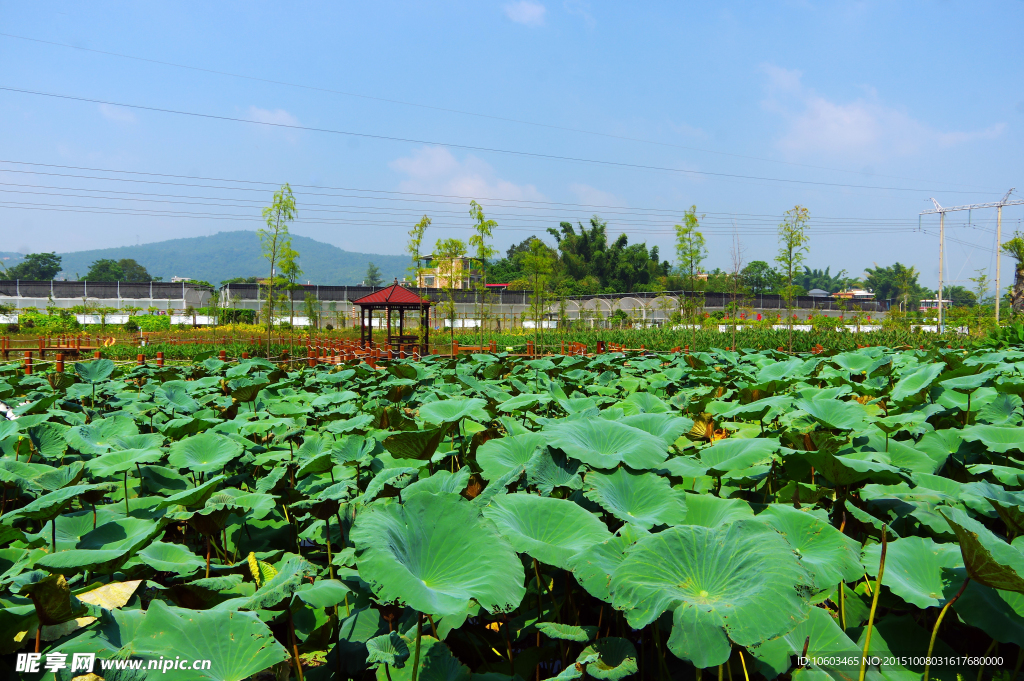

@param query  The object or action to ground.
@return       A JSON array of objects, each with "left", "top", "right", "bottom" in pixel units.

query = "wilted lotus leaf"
[
  {"left": 941, "top": 508, "right": 1024, "bottom": 592},
  {"left": 352, "top": 492, "right": 525, "bottom": 617}
]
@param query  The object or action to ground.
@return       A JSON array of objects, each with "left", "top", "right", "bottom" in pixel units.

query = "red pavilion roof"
[{"left": 352, "top": 281, "right": 431, "bottom": 306}]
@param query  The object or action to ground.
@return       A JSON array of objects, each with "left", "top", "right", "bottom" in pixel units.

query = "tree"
[
  {"left": 970, "top": 269, "right": 992, "bottom": 307},
  {"left": 468, "top": 200, "right": 498, "bottom": 349},
  {"left": 894, "top": 264, "right": 920, "bottom": 312},
  {"left": 84, "top": 258, "right": 152, "bottom": 282},
  {"left": 364, "top": 262, "right": 384, "bottom": 287},
  {"left": 433, "top": 238, "right": 468, "bottom": 348},
  {"left": 797, "top": 266, "right": 853, "bottom": 294},
  {"left": 1001, "top": 230, "right": 1024, "bottom": 315},
  {"left": 522, "top": 238, "right": 555, "bottom": 355},
  {"left": 775, "top": 205, "right": 810, "bottom": 351},
  {"left": 945, "top": 285, "right": 976, "bottom": 308},
  {"left": 407, "top": 216, "right": 431, "bottom": 279},
  {"left": 674, "top": 206, "right": 708, "bottom": 287},
  {"left": 221, "top": 276, "right": 259, "bottom": 285},
  {"left": 741, "top": 261, "right": 781, "bottom": 295},
  {"left": 864, "top": 263, "right": 927, "bottom": 309},
  {"left": 259, "top": 183, "right": 296, "bottom": 356},
  {"left": 278, "top": 242, "right": 302, "bottom": 326},
  {"left": 4, "top": 252, "right": 62, "bottom": 280}
]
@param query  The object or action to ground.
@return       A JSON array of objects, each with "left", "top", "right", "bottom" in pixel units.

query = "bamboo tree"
[
  {"left": 523, "top": 238, "right": 554, "bottom": 356},
  {"left": 434, "top": 237, "right": 468, "bottom": 351},
  {"left": 408, "top": 216, "right": 431, "bottom": 347},
  {"left": 676, "top": 205, "right": 708, "bottom": 347},
  {"left": 775, "top": 205, "right": 810, "bottom": 352},
  {"left": 278, "top": 242, "right": 302, "bottom": 327},
  {"left": 258, "top": 184, "right": 296, "bottom": 358}
]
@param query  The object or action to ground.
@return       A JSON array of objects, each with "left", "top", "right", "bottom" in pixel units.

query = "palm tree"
[
  {"left": 895, "top": 265, "right": 918, "bottom": 312},
  {"left": 1002, "top": 231, "right": 1024, "bottom": 315}
]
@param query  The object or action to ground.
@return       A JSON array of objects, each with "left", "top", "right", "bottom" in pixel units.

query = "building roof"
[
  {"left": 807, "top": 288, "right": 831, "bottom": 297},
  {"left": 351, "top": 280, "right": 431, "bottom": 307}
]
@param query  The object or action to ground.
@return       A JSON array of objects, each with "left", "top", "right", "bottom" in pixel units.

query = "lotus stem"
[
  {"left": 1012, "top": 646, "right": 1023, "bottom": 681},
  {"left": 384, "top": 663, "right": 393, "bottom": 681},
  {"left": 502, "top": 613, "right": 516, "bottom": 671},
  {"left": 324, "top": 518, "right": 334, "bottom": 580},
  {"left": 288, "top": 609, "right": 304, "bottom": 681},
  {"left": 51, "top": 518, "right": 57, "bottom": 553},
  {"left": 124, "top": 470, "right": 129, "bottom": 515},
  {"left": 738, "top": 650, "right": 750, "bottom": 681},
  {"left": 977, "top": 639, "right": 998, "bottom": 681},
  {"left": 924, "top": 576, "right": 969, "bottom": 681},
  {"left": 35, "top": 626, "right": 40, "bottom": 653},
  {"left": 652, "top": 620, "right": 669, "bottom": 681},
  {"left": 135, "top": 462, "right": 144, "bottom": 496},
  {"left": 205, "top": 535, "right": 211, "bottom": 579},
  {"left": 839, "top": 582, "right": 846, "bottom": 630},
  {"left": 427, "top": 614, "right": 438, "bottom": 639},
  {"left": 858, "top": 527, "right": 888, "bottom": 681},
  {"left": 411, "top": 613, "right": 423, "bottom": 681}
]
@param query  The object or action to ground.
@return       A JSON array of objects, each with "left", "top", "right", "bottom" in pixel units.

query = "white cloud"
[
  {"left": 247, "top": 106, "right": 299, "bottom": 127},
  {"left": 760, "top": 64, "right": 1004, "bottom": 161},
  {"left": 504, "top": 1, "right": 546, "bottom": 26},
  {"left": 390, "top": 146, "right": 546, "bottom": 202},
  {"left": 98, "top": 103, "right": 136, "bottom": 124},
  {"left": 569, "top": 183, "right": 623, "bottom": 208}
]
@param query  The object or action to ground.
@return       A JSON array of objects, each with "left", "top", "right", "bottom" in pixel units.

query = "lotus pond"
[{"left": 1, "top": 346, "right": 1024, "bottom": 680}]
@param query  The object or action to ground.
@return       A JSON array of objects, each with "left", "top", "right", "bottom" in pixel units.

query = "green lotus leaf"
[
  {"left": 483, "top": 493, "right": 612, "bottom": 570},
  {"left": 952, "top": 581, "right": 1024, "bottom": 648},
  {"left": 940, "top": 507, "right": 1024, "bottom": 593},
  {"left": 401, "top": 468, "right": 470, "bottom": 500},
  {"left": 610, "top": 521, "right": 813, "bottom": 668},
  {"left": 373, "top": 635, "right": 471, "bottom": 681},
  {"left": 26, "top": 422, "right": 68, "bottom": 460},
  {"left": 960, "top": 425, "right": 1024, "bottom": 454},
  {"left": 352, "top": 492, "right": 525, "bottom": 617},
  {"left": 577, "top": 637, "right": 638, "bottom": 680},
  {"left": 536, "top": 622, "right": 598, "bottom": 642},
  {"left": 498, "top": 393, "right": 552, "bottom": 412},
  {"left": 167, "top": 433, "right": 244, "bottom": 474},
  {"left": 66, "top": 415, "right": 140, "bottom": 454},
  {"left": 419, "top": 397, "right": 489, "bottom": 424},
  {"left": 619, "top": 413, "right": 694, "bottom": 446},
  {"left": 890, "top": 362, "right": 945, "bottom": 402},
  {"left": 617, "top": 392, "right": 671, "bottom": 414},
  {"left": 542, "top": 419, "right": 669, "bottom": 470},
  {"left": 940, "top": 370, "right": 997, "bottom": 393},
  {"left": 155, "top": 380, "right": 201, "bottom": 414},
  {"left": 862, "top": 535, "right": 966, "bottom": 608},
  {"left": 121, "top": 599, "right": 290, "bottom": 680},
  {"left": 157, "top": 475, "right": 227, "bottom": 509},
  {"left": 384, "top": 427, "right": 447, "bottom": 461},
  {"left": 32, "top": 460, "right": 85, "bottom": 491},
  {"left": 679, "top": 493, "right": 753, "bottom": 527},
  {"left": 477, "top": 433, "right": 547, "bottom": 481},
  {"left": 583, "top": 468, "right": 687, "bottom": 530},
  {"left": 794, "top": 398, "right": 868, "bottom": 431},
  {"left": 136, "top": 540, "right": 206, "bottom": 576},
  {"left": 230, "top": 380, "right": 270, "bottom": 403},
  {"left": 366, "top": 631, "right": 411, "bottom": 668},
  {"left": 243, "top": 555, "right": 315, "bottom": 610},
  {"left": 525, "top": 448, "right": 585, "bottom": 496},
  {"left": 87, "top": 447, "right": 165, "bottom": 477},
  {"left": 699, "top": 438, "right": 780, "bottom": 474},
  {"left": 749, "top": 607, "right": 860, "bottom": 678},
  {"left": 74, "top": 359, "right": 115, "bottom": 383},
  {"left": 78, "top": 517, "right": 163, "bottom": 554},
  {"left": 35, "top": 549, "right": 130, "bottom": 575},
  {"left": 6, "top": 484, "right": 104, "bottom": 522},
  {"left": 568, "top": 525, "right": 647, "bottom": 603},
  {"left": 758, "top": 505, "right": 862, "bottom": 589},
  {"left": 294, "top": 579, "right": 352, "bottom": 609}
]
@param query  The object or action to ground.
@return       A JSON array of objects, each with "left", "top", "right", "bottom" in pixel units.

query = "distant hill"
[{"left": 51, "top": 232, "right": 410, "bottom": 285}]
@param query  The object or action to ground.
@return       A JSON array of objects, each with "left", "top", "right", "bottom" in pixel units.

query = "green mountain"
[{"left": 50, "top": 232, "right": 410, "bottom": 285}]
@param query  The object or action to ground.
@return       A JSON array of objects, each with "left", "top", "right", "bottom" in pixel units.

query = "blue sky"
[{"left": 1, "top": 1, "right": 1022, "bottom": 289}]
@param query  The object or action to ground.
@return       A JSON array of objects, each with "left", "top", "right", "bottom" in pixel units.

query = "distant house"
[
  {"left": 807, "top": 288, "right": 831, "bottom": 298},
  {"left": 170, "top": 276, "right": 192, "bottom": 283},
  {"left": 415, "top": 254, "right": 482, "bottom": 290},
  {"left": 835, "top": 288, "right": 876, "bottom": 301}
]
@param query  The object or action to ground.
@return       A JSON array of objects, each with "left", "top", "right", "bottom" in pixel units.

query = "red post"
[
  {"left": 24, "top": 352, "right": 32, "bottom": 375},
  {"left": 94, "top": 350, "right": 101, "bottom": 359},
  {"left": 307, "top": 348, "right": 315, "bottom": 368},
  {"left": 56, "top": 352, "right": 64, "bottom": 373},
  {"left": 38, "top": 336, "right": 44, "bottom": 359},
  {"left": 241, "top": 351, "right": 249, "bottom": 360},
  {"left": 137, "top": 354, "right": 145, "bottom": 366},
  {"left": 156, "top": 351, "right": 164, "bottom": 368},
  {"left": 219, "top": 349, "right": 226, "bottom": 361}
]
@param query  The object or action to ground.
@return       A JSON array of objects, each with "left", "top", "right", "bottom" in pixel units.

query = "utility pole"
[
  {"left": 997, "top": 188, "right": 1016, "bottom": 323},
  {"left": 922, "top": 189, "right": 1023, "bottom": 328}
]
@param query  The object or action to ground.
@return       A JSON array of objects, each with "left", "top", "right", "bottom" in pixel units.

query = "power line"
[
  {"left": 0, "top": 86, "right": 1004, "bottom": 196},
  {"left": 0, "top": 31, "right": 993, "bottom": 193}
]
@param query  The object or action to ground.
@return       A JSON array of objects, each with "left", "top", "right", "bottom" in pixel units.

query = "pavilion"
[{"left": 351, "top": 280, "right": 431, "bottom": 354}]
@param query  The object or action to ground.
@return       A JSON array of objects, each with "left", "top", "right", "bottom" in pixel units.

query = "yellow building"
[{"left": 416, "top": 255, "right": 482, "bottom": 290}]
